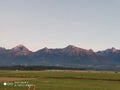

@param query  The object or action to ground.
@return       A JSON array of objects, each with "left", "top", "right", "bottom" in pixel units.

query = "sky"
[{"left": 0, "top": 0, "right": 120, "bottom": 51}]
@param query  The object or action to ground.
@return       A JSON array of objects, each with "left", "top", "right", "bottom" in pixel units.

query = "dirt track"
[{"left": 0, "top": 77, "right": 34, "bottom": 82}]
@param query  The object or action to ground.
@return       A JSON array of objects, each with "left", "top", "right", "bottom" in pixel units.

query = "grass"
[{"left": 0, "top": 70, "right": 120, "bottom": 90}]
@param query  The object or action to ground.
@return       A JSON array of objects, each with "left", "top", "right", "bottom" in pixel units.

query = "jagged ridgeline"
[{"left": 0, "top": 45, "right": 120, "bottom": 70}]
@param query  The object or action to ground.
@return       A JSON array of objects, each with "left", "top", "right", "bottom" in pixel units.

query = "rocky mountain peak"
[
  {"left": 0, "top": 47, "right": 6, "bottom": 50},
  {"left": 64, "top": 45, "right": 80, "bottom": 52},
  {"left": 97, "top": 47, "right": 119, "bottom": 55},
  {"left": 63, "top": 45, "right": 94, "bottom": 55},
  {"left": 12, "top": 45, "right": 31, "bottom": 55},
  {"left": 66, "top": 45, "right": 76, "bottom": 48},
  {"left": 0, "top": 47, "right": 7, "bottom": 54},
  {"left": 42, "top": 47, "right": 50, "bottom": 53},
  {"left": 111, "top": 47, "right": 117, "bottom": 52},
  {"left": 104, "top": 47, "right": 118, "bottom": 53}
]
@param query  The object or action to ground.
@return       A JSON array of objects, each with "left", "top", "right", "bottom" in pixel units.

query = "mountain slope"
[
  {"left": 12, "top": 45, "right": 32, "bottom": 55},
  {"left": 97, "top": 47, "right": 120, "bottom": 65},
  {"left": 0, "top": 45, "right": 120, "bottom": 70}
]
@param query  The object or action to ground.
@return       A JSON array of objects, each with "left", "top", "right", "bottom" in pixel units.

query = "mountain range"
[{"left": 0, "top": 45, "right": 120, "bottom": 70}]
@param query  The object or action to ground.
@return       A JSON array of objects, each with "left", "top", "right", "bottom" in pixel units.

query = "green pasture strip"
[
  {"left": 1, "top": 78, "right": 120, "bottom": 90},
  {"left": 0, "top": 70, "right": 120, "bottom": 81},
  {"left": 33, "top": 78, "right": 120, "bottom": 90},
  {"left": 0, "top": 70, "right": 120, "bottom": 90}
]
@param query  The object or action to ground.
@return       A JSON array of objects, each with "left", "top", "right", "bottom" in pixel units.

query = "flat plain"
[{"left": 0, "top": 70, "right": 120, "bottom": 90}]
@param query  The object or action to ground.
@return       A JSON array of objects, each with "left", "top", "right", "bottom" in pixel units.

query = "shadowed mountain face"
[
  {"left": 97, "top": 47, "right": 119, "bottom": 55},
  {"left": 0, "top": 45, "right": 120, "bottom": 70},
  {"left": 97, "top": 47, "right": 120, "bottom": 65}
]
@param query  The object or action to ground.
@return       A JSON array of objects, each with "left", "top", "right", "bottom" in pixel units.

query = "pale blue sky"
[{"left": 0, "top": 0, "right": 120, "bottom": 51}]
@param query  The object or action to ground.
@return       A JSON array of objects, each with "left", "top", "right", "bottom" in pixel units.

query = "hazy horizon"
[{"left": 0, "top": 0, "right": 120, "bottom": 51}]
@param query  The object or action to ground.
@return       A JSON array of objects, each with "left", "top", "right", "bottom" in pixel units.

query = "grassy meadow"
[{"left": 0, "top": 70, "right": 120, "bottom": 90}]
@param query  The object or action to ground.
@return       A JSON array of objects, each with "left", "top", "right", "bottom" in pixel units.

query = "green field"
[{"left": 0, "top": 70, "right": 120, "bottom": 90}]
